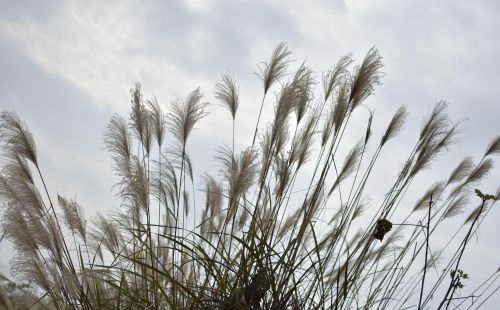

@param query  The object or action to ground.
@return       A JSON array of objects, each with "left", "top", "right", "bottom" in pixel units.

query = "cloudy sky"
[{"left": 1, "top": 0, "right": 499, "bottom": 308}]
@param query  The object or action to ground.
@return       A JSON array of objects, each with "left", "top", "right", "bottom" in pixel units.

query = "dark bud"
[{"left": 373, "top": 219, "right": 393, "bottom": 241}]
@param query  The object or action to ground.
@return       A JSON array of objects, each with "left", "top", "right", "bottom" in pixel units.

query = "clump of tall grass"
[{"left": 0, "top": 43, "right": 499, "bottom": 309}]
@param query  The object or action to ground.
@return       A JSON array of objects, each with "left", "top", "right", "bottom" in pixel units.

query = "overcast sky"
[{"left": 1, "top": 0, "right": 499, "bottom": 308}]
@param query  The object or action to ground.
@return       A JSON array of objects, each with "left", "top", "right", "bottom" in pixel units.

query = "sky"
[{"left": 0, "top": 0, "right": 499, "bottom": 308}]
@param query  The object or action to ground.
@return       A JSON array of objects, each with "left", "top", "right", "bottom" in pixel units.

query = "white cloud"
[{"left": 0, "top": 0, "right": 201, "bottom": 112}]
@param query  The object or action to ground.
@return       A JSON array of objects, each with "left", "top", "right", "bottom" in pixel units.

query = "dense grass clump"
[{"left": 0, "top": 43, "right": 499, "bottom": 309}]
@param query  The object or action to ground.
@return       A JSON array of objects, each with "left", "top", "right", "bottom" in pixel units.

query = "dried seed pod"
[{"left": 373, "top": 218, "right": 393, "bottom": 241}]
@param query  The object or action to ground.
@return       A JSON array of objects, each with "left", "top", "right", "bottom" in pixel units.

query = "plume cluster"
[{"left": 0, "top": 43, "right": 498, "bottom": 310}]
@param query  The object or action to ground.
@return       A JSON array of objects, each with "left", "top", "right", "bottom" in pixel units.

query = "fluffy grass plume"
[{"left": 0, "top": 43, "right": 498, "bottom": 309}]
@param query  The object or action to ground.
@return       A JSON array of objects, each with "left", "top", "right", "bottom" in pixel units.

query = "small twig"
[
  {"left": 437, "top": 194, "right": 489, "bottom": 310},
  {"left": 392, "top": 223, "right": 427, "bottom": 228}
]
